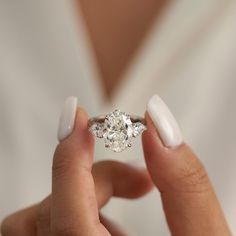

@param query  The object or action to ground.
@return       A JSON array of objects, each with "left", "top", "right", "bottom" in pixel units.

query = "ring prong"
[{"left": 128, "top": 143, "right": 132, "bottom": 148}]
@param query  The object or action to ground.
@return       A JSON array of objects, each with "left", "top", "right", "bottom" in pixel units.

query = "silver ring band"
[{"left": 88, "top": 115, "right": 146, "bottom": 126}]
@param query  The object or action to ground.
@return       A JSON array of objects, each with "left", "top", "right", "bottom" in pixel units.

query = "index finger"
[{"left": 52, "top": 97, "right": 107, "bottom": 236}]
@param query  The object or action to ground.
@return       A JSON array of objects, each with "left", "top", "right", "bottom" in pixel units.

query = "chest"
[{"left": 77, "top": 0, "right": 167, "bottom": 100}]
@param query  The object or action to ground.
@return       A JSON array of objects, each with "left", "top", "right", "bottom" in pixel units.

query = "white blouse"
[{"left": 0, "top": 0, "right": 236, "bottom": 235}]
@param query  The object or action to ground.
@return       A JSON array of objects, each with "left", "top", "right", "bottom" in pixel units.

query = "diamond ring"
[{"left": 88, "top": 109, "right": 147, "bottom": 152}]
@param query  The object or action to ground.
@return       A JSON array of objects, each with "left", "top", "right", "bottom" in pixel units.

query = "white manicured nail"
[
  {"left": 147, "top": 94, "right": 183, "bottom": 148},
  {"left": 57, "top": 96, "right": 78, "bottom": 141}
]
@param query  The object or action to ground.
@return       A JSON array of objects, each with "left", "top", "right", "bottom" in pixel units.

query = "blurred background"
[{"left": 0, "top": 0, "right": 236, "bottom": 235}]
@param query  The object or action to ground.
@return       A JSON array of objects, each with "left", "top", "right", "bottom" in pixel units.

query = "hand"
[
  {"left": 1, "top": 96, "right": 232, "bottom": 236},
  {"left": 0, "top": 108, "right": 152, "bottom": 236}
]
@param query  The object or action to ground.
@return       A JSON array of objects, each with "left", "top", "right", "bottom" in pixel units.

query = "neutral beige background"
[{"left": 0, "top": 0, "right": 236, "bottom": 235}]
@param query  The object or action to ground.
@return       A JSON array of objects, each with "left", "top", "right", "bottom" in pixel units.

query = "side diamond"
[
  {"left": 89, "top": 123, "right": 104, "bottom": 138},
  {"left": 132, "top": 122, "right": 147, "bottom": 137}
]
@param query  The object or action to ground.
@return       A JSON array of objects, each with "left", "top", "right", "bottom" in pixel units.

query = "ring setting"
[{"left": 88, "top": 109, "right": 147, "bottom": 152}]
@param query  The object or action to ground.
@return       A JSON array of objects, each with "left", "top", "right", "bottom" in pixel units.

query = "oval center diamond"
[{"left": 103, "top": 109, "right": 133, "bottom": 152}]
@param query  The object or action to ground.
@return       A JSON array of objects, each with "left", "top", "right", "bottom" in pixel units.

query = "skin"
[
  {"left": 77, "top": 0, "right": 168, "bottom": 100},
  {"left": 0, "top": 108, "right": 232, "bottom": 235}
]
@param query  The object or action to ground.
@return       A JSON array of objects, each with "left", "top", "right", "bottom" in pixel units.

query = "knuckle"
[
  {"left": 52, "top": 143, "right": 90, "bottom": 180},
  {"left": 52, "top": 221, "right": 80, "bottom": 236},
  {"left": 52, "top": 216, "right": 102, "bottom": 236},
  {"left": 52, "top": 144, "right": 73, "bottom": 180},
  {"left": 177, "top": 160, "right": 211, "bottom": 193},
  {"left": 36, "top": 208, "right": 50, "bottom": 230}
]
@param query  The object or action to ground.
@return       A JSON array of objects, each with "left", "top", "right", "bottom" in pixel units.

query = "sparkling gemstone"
[
  {"left": 103, "top": 109, "right": 133, "bottom": 152},
  {"left": 132, "top": 122, "right": 147, "bottom": 137},
  {"left": 89, "top": 123, "right": 104, "bottom": 138}
]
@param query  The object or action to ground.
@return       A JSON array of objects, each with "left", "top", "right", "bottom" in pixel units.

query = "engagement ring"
[{"left": 88, "top": 109, "right": 147, "bottom": 152}]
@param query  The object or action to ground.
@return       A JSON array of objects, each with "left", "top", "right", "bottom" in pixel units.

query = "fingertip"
[
  {"left": 142, "top": 110, "right": 208, "bottom": 191},
  {"left": 142, "top": 113, "right": 210, "bottom": 194},
  {"left": 142, "top": 110, "right": 189, "bottom": 166},
  {"left": 74, "top": 106, "right": 89, "bottom": 130},
  {"left": 124, "top": 164, "right": 154, "bottom": 199},
  {"left": 53, "top": 106, "right": 94, "bottom": 175},
  {"left": 57, "top": 96, "right": 78, "bottom": 141},
  {"left": 146, "top": 94, "right": 183, "bottom": 148},
  {"left": 60, "top": 106, "right": 94, "bottom": 148},
  {"left": 142, "top": 112, "right": 164, "bottom": 151},
  {"left": 57, "top": 96, "right": 92, "bottom": 143}
]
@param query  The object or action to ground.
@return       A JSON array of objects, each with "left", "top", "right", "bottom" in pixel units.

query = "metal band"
[{"left": 88, "top": 115, "right": 146, "bottom": 127}]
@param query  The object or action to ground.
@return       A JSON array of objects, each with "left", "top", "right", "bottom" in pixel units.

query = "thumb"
[{"left": 142, "top": 94, "right": 231, "bottom": 236}]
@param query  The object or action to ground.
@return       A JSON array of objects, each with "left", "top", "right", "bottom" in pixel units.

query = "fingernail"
[
  {"left": 57, "top": 96, "right": 78, "bottom": 141},
  {"left": 147, "top": 94, "right": 183, "bottom": 148}
]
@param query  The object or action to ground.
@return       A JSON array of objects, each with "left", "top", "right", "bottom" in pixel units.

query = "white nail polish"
[
  {"left": 147, "top": 94, "right": 183, "bottom": 148},
  {"left": 57, "top": 96, "right": 78, "bottom": 141}
]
